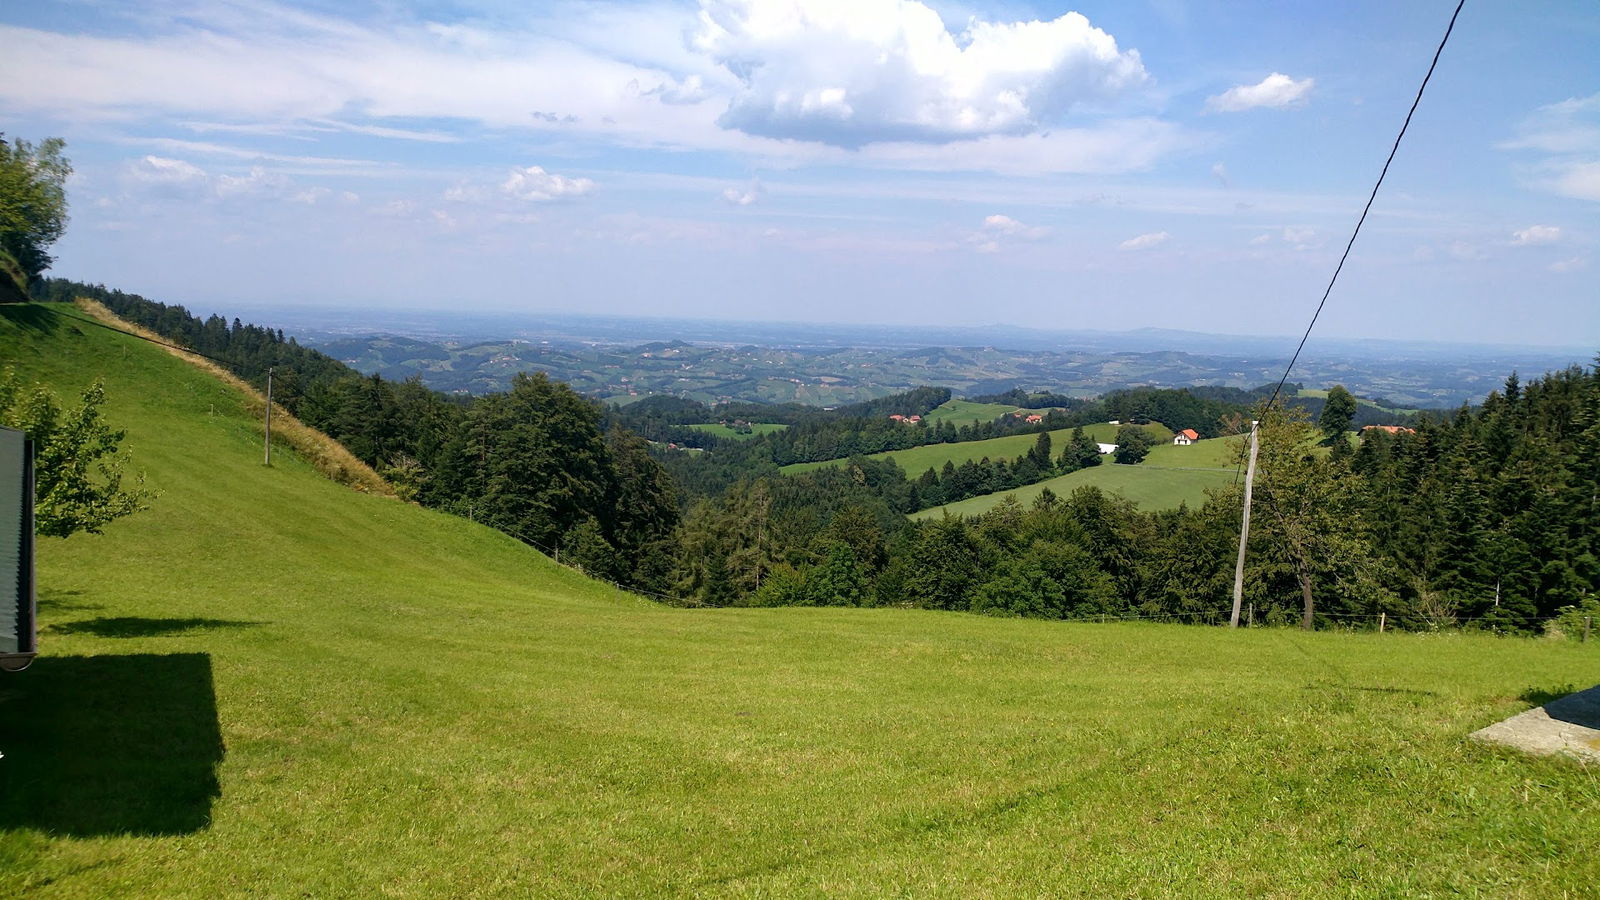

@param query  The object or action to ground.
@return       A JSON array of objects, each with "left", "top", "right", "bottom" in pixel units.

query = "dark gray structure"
[{"left": 0, "top": 426, "right": 35, "bottom": 672}]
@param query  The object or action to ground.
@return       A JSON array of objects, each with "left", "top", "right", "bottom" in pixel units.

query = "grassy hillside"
[
  {"left": 912, "top": 432, "right": 1243, "bottom": 517},
  {"left": 912, "top": 464, "right": 1239, "bottom": 518},
  {"left": 3, "top": 303, "right": 1598, "bottom": 896},
  {"left": 686, "top": 422, "right": 788, "bottom": 440},
  {"left": 781, "top": 422, "right": 1171, "bottom": 477},
  {"left": 922, "top": 398, "right": 1025, "bottom": 424}
]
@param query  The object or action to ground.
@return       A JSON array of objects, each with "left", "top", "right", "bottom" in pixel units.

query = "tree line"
[
  {"left": 665, "top": 365, "right": 1599, "bottom": 635},
  {"left": 35, "top": 278, "right": 681, "bottom": 592}
]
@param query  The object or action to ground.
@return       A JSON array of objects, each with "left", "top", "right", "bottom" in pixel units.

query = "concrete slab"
[{"left": 1470, "top": 684, "right": 1600, "bottom": 765}]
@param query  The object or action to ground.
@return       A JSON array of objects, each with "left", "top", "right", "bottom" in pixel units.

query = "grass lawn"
[
  {"left": 912, "top": 463, "right": 1240, "bottom": 518},
  {"left": 922, "top": 399, "right": 1026, "bottom": 424},
  {"left": 686, "top": 422, "right": 789, "bottom": 440},
  {"left": 1298, "top": 387, "right": 1418, "bottom": 415},
  {"left": 3, "top": 303, "right": 1599, "bottom": 897},
  {"left": 781, "top": 423, "right": 1174, "bottom": 477}
]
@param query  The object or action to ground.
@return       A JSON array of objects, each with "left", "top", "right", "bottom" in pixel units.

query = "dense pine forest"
[{"left": 34, "top": 277, "right": 1597, "bottom": 633}]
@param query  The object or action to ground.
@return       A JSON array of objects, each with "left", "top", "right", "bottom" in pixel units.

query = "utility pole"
[
  {"left": 1230, "top": 420, "right": 1261, "bottom": 628},
  {"left": 263, "top": 366, "right": 274, "bottom": 467}
]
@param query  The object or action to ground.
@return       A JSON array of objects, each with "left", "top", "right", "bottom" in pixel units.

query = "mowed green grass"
[
  {"left": 922, "top": 399, "right": 1025, "bottom": 424},
  {"left": 4, "top": 304, "right": 1599, "bottom": 897},
  {"left": 686, "top": 422, "right": 788, "bottom": 440},
  {"left": 912, "top": 464, "right": 1239, "bottom": 518},
  {"left": 781, "top": 423, "right": 1172, "bottom": 477},
  {"left": 914, "top": 433, "right": 1242, "bottom": 517}
]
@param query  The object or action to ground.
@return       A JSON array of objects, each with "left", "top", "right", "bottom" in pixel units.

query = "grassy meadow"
[
  {"left": 781, "top": 422, "right": 1172, "bottom": 477},
  {"left": 912, "top": 463, "right": 1239, "bottom": 518},
  {"left": 922, "top": 399, "right": 1027, "bottom": 424},
  {"left": 3, "top": 303, "right": 1599, "bottom": 896},
  {"left": 686, "top": 422, "right": 788, "bottom": 440}
]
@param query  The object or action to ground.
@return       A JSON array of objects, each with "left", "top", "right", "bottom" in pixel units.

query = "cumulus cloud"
[
  {"left": 501, "top": 165, "right": 595, "bottom": 202},
  {"left": 1206, "top": 73, "right": 1313, "bottom": 112},
  {"left": 1210, "top": 161, "right": 1230, "bottom": 187},
  {"left": 693, "top": 0, "right": 1148, "bottom": 146},
  {"left": 126, "top": 155, "right": 209, "bottom": 187},
  {"left": 981, "top": 214, "right": 1048, "bottom": 239},
  {"left": 1511, "top": 224, "right": 1561, "bottom": 246},
  {"left": 968, "top": 213, "right": 1049, "bottom": 252},
  {"left": 1118, "top": 231, "right": 1169, "bottom": 251},
  {"left": 1550, "top": 255, "right": 1588, "bottom": 273},
  {"left": 721, "top": 180, "right": 764, "bottom": 205}
]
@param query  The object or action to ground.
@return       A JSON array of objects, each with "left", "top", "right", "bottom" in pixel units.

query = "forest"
[{"left": 34, "top": 277, "right": 1599, "bottom": 634}]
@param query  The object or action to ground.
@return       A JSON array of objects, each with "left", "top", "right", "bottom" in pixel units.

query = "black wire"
[{"left": 1263, "top": 0, "right": 1466, "bottom": 412}]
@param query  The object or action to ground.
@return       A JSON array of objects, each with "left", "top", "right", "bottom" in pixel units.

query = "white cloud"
[
  {"left": 1446, "top": 240, "right": 1484, "bottom": 261},
  {"left": 1248, "top": 232, "right": 1272, "bottom": 245},
  {"left": 722, "top": 180, "right": 764, "bottom": 205},
  {"left": 1206, "top": 73, "right": 1313, "bottom": 113},
  {"left": 0, "top": 5, "right": 1191, "bottom": 177},
  {"left": 981, "top": 214, "right": 1048, "bottom": 239},
  {"left": 1510, "top": 224, "right": 1561, "bottom": 246},
  {"left": 1502, "top": 94, "right": 1600, "bottom": 202},
  {"left": 1281, "top": 226, "right": 1316, "bottom": 248},
  {"left": 1550, "top": 161, "right": 1600, "bottom": 202},
  {"left": 126, "top": 155, "right": 208, "bottom": 186},
  {"left": 501, "top": 166, "right": 595, "bottom": 202},
  {"left": 1550, "top": 255, "right": 1588, "bottom": 273},
  {"left": 1118, "top": 231, "right": 1169, "bottom": 251},
  {"left": 968, "top": 213, "right": 1049, "bottom": 252},
  {"left": 1211, "top": 161, "right": 1230, "bottom": 187},
  {"left": 693, "top": 0, "right": 1148, "bottom": 146}
]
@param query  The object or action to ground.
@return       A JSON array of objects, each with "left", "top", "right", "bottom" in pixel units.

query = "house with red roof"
[{"left": 1173, "top": 428, "right": 1199, "bottom": 445}]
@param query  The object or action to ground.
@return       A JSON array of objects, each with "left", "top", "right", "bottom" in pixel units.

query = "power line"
[{"left": 1263, "top": 0, "right": 1466, "bottom": 412}]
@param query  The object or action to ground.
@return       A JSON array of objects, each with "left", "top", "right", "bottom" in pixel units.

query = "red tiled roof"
[{"left": 1178, "top": 429, "right": 1199, "bottom": 440}]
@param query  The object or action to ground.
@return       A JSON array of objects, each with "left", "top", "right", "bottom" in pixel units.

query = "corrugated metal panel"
[{"left": 0, "top": 426, "right": 34, "bottom": 664}]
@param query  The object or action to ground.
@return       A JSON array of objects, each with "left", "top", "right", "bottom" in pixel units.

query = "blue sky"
[{"left": 3, "top": 0, "right": 1597, "bottom": 346}]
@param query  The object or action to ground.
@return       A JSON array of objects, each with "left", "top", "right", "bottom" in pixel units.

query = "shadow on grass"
[
  {"left": 0, "top": 653, "right": 224, "bottom": 836},
  {"left": 46, "top": 617, "right": 260, "bottom": 638},
  {"left": 36, "top": 588, "right": 102, "bottom": 613},
  {"left": 0, "top": 303, "right": 63, "bottom": 334},
  {"left": 1523, "top": 684, "right": 1600, "bottom": 730},
  {"left": 1520, "top": 684, "right": 1579, "bottom": 707}
]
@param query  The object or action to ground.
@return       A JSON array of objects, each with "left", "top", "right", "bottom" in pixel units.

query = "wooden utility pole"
[
  {"left": 1230, "top": 420, "right": 1261, "bottom": 628},
  {"left": 263, "top": 367, "right": 274, "bottom": 467}
]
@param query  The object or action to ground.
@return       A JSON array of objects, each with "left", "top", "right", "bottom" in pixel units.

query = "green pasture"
[
  {"left": 2, "top": 304, "right": 1597, "bottom": 897},
  {"left": 922, "top": 399, "right": 1025, "bottom": 424},
  {"left": 912, "top": 464, "right": 1239, "bottom": 518},
  {"left": 686, "top": 422, "right": 789, "bottom": 440},
  {"left": 781, "top": 423, "right": 1173, "bottom": 477}
]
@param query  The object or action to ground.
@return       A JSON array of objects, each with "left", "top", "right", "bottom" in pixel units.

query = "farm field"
[
  {"left": 921, "top": 398, "right": 1027, "bottom": 424},
  {"left": 912, "top": 432, "right": 1242, "bottom": 516},
  {"left": 781, "top": 422, "right": 1172, "bottom": 476},
  {"left": 686, "top": 422, "right": 788, "bottom": 440},
  {"left": 4, "top": 304, "right": 1599, "bottom": 897},
  {"left": 912, "top": 462, "right": 1239, "bottom": 517},
  {"left": 1298, "top": 387, "right": 1419, "bottom": 415}
]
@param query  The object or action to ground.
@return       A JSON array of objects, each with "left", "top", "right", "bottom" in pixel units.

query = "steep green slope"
[{"left": 2, "top": 303, "right": 1598, "bottom": 897}]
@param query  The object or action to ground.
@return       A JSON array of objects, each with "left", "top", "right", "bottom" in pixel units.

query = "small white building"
[
  {"left": 1173, "top": 429, "right": 1199, "bottom": 446},
  {"left": 1097, "top": 442, "right": 1117, "bottom": 455}
]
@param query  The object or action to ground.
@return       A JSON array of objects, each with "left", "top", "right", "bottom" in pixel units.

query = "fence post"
[
  {"left": 1585, "top": 616, "right": 1592, "bottom": 644},
  {"left": 1379, "top": 612, "right": 1386, "bottom": 634},
  {"left": 1247, "top": 603, "right": 1254, "bottom": 628}
]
